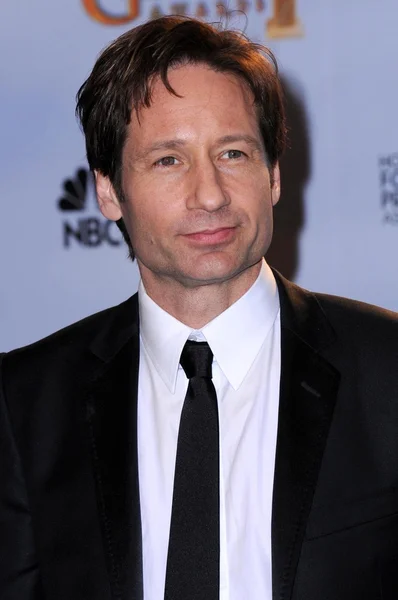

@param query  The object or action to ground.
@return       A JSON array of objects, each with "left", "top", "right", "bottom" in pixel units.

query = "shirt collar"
[{"left": 138, "top": 260, "right": 280, "bottom": 393}]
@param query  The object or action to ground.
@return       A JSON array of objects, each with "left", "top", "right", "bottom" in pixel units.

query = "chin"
[{"left": 177, "top": 258, "right": 251, "bottom": 287}]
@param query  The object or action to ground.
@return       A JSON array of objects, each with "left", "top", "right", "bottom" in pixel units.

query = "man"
[{"left": 1, "top": 15, "right": 397, "bottom": 600}]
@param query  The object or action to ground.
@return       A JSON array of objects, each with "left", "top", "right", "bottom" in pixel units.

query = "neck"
[{"left": 139, "top": 261, "right": 262, "bottom": 329}]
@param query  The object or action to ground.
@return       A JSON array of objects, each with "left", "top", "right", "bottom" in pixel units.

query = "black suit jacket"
[{"left": 1, "top": 272, "right": 398, "bottom": 600}]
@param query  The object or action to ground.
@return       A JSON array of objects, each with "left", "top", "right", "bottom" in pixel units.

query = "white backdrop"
[{"left": 1, "top": 0, "right": 397, "bottom": 351}]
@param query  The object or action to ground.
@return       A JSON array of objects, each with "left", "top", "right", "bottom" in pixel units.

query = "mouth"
[{"left": 182, "top": 227, "right": 236, "bottom": 244}]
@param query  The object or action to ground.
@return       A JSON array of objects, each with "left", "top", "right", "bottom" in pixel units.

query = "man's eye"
[
  {"left": 222, "top": 149, "right": 245, "bottom": 160},
  {"left": 154, "top": 156, "right": 178, "bottom": 167}
]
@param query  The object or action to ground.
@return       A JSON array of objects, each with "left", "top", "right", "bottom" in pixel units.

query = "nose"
[{"left": 187, "top": 159, "right": 230, "bottom": 212}]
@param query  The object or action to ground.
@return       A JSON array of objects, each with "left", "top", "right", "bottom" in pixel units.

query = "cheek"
[
  {"left": 123, "top": 199, "right": 171, "bottom": 251},
  {"left": 227, "top": 164, "right": 271, "bottom": 198},
  {"left": 234, "top": 178, "right": 272, "bottom": 217},
  {"left": 245, "top": 184, "right": 274, "bottom": 244}
]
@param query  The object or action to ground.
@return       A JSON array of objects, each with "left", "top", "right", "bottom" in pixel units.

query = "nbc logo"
[{"left": 58, "top": 167, "right": 122, "bottom": 247}]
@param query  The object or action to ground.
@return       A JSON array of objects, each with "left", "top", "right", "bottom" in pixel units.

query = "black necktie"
[{"left": 164, "top": 340, "right": 220, "bottom": 600}]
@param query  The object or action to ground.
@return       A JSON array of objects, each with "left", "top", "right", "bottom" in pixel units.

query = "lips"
[{"left": 183, "top": 227, "right": 236, "bottom": 244}]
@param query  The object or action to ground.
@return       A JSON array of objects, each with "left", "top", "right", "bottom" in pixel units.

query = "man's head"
[{"left": 76, "top": 16, "right": 286, "bottom": 290}]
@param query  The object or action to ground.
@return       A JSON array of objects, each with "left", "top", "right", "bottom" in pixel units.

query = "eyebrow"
[
  {"left": 216, "top": 134, "right": 264, "bottom": 153},
  {"left": 134, "top": 134, "right": 264, "bottom": 162}
]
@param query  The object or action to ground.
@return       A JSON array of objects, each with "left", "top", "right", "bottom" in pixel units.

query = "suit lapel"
[
  {"left": 271, "top": 272, "right": 340, "bottom": 600},
  {"left": 86, "top": 294, "right": 143, "bottom": 600}
]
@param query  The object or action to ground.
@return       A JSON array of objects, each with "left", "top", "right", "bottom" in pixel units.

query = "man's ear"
[
  {"left": 94, "top": 171, "right": 123, "bottom": 221},
  {"left": 271, "top": 163, "right": 281, "bottom": 207}
]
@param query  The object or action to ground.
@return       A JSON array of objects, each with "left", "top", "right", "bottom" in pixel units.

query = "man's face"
[{"left": 97, "top": 63, "right": 280, "bottom": 289}]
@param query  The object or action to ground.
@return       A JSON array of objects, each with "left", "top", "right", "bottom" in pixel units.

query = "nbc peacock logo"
[{"left": 57, "top": 167, "right": 123, "bottom": 248}]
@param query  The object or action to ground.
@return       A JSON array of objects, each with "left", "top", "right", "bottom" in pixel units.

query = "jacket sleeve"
[{"left": 0, "top": 353, "right": 44, "bottom": 599}]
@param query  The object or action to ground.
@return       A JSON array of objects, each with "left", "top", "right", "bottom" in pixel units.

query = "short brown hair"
[{"left": 76, "top": 15, "right": 286, "bottom": 257}]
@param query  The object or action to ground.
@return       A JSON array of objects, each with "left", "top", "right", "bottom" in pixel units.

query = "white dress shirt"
[{"left": 137, "top": 259, "right": 281, "bottom": 599}]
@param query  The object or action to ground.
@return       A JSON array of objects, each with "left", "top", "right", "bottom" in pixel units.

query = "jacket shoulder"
[
  {"left": 274, "top": 270, "right": 397, "bottom": 362},
  {"left": 1, "top": 294, "right": 139, "bottom": 379},
  {"left": 313, "top": 290, "right": 398, "bottom": 335},
  {"left": 310, "top": 291, "right": 398, "bottom": 373}
]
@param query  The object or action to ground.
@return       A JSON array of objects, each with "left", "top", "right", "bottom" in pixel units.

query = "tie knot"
[{"left": 180, "top": 340, "right": 213, "bottom": 379}]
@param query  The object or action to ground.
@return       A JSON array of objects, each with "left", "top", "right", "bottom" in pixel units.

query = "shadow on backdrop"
[{"left": 266, "top": 75, "right": 311, "bottom": 281}]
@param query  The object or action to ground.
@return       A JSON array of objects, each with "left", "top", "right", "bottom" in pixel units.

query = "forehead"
[
  {"left": 151, "top": 63, "right": 254, "bottom": 108},
  {"left": 128, "top": 63, "right": 259, "bottom": 142}
]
